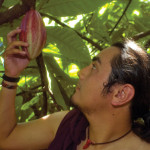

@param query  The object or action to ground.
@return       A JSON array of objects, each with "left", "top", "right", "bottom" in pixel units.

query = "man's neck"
[{"left": 84, "top": 108, "right": 132, "bottom": 144}]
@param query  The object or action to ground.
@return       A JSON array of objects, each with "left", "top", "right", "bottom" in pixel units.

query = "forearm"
[{"left": 0, "top": 81, "right": 17, "bottom": 142}]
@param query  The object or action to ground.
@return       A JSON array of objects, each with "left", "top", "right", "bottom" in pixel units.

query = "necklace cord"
[
  {"left": 83, "top": 128, "right": 132, "bottom": 149},
  {"left": 88, "top": 128, "right": 132, "bottom": 145}
]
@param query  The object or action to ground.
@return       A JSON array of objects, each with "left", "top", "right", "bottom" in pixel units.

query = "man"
[{"left": 0, "top": 28, "right": 150, "bottom": 150}]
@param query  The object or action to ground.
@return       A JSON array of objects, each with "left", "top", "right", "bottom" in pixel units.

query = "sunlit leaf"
[
  {"left": 67, "top": 63, "right": 79, "bottom": 78},
  {"left": 46, "top": 66, "right": 68, "bottom": 110},
  {"left": 147, "top": 48, "right": 150, "bottom": 54},
  {"left": 40, "top": 0, "right": 111, "bottom": 17}
]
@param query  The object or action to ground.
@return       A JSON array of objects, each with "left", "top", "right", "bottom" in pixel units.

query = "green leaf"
[
  {"left": 88, "top": 12, "right": 111, "bottom": 43},
  {"left": 40, "top": 0, "right": 111, "bottom": 17},
  {"left": 134, "top": 19, "right": 149, "bottom": 32},
  {"left": 0, "top": 19, "right": 21, "bottom": 46},
  {"left": 111, "top": 28, "right": 125, "bottom": 44},
  {"left": 21, "top": 95, "right": 41, "bottom": 110},
  {"left": 46, "top": 66, "right": 68, "bottom": 110},
  {"left": 44, "top": 53, "right": 77, "bottom": 101},
  {"left": 46, "top": 26, "right": 91, "bottom": 69}
]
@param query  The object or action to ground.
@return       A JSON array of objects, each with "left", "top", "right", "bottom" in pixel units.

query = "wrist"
[
  {"left": 4, "top": 74, "right": 20, "bottom": 78},
  {"left": 4, "top": 71, "right": 21, "bottom": 78},
  {"left": 2, "top": 74, "right": 20, "bottom": 83},
  {"left": 1, "top": 80, "right": 18, "bottom": 89}
]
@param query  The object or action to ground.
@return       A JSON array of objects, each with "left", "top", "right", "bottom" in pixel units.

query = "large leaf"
[
  {"left": 134, "top": 19, "right": 149, "bottom": 33},
  {"left": 46, "top": 26, "right": 91, "bottom": 69},
  {"left": 39, "top": 0, "right": 111, "bottom": 17},
  {"left": 44, "top": 54, "right": 77, "bottom": 99},
  {"left": 45, "top": 66, "right": 68, "bottom": 110},
  {"left": 2, "top": 0, "right": 20, "bottom": 8},
  {"left": 0, "top": 19, "right": 21, "bottom": 47},
  {"left": 88, "top": 12, "right": 111, "bottom": 43}
]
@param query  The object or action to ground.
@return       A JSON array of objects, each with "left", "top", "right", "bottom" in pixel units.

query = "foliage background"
[{"left": 0, "top": 0, "right": 150, "bottom": 122}]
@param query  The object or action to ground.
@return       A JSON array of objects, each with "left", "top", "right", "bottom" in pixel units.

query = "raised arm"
[{"left": 0, "top": 29, "right": 68, "bottom": 149}]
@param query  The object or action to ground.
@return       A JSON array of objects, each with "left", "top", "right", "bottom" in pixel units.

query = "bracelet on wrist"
[
  {"left": 2, "top": 74, "right": 20, "bottom": 83},
  {"left": 1, "top": 80, "right": 17, "bottom": 89}
]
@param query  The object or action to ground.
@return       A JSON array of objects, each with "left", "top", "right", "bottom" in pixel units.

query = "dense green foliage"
[{"left": 0, "top": 0, "right": 150, "bottom": 122}]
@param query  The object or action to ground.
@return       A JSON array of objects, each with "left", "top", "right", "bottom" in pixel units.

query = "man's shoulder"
[
  {"left": 138, "top": 141, "right": 150, "bottom": 150},
  {"left": 131, "top": 133, "right": 150, "bottom": 150},
  {"left": 46, "top": 110, "right": 69, "bottom": 133},
  {"left": 45, "top": 110, "right": 69, "bottom": 126}
]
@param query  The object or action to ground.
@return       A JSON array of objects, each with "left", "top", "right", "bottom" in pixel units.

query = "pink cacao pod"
[{"left": 19, "top": 9, "right": 47, "bottom": 60}]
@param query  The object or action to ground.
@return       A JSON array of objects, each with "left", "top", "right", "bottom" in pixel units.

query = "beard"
[
  {"left": 70, "top": 89, "right": 86, "bottom": 113},
  {"left": 69, "top": 89, "right": 78, "bottom": 108},
  {"left": 70, "top": 89, "right": 100, "bottom": 115},
  {"left": 70, "top": 90, "right": 91, "bottom": 115}
]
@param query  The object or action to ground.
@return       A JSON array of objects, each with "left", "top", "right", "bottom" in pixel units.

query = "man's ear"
[{"left": 111, "top": 84, "right": 135, "bottom": 107}]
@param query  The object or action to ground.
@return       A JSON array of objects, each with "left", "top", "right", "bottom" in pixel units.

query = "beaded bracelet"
[
  {"left": 2, "top": 74, "right": 20, "bottom": 83},
  {"left": 1, "top": 80, "right": 17, "bottom": 89}
]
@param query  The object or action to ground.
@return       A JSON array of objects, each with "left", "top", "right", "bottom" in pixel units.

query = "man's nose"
[{"left": 78, "top": 65, "right": 90, "bottom": 79}]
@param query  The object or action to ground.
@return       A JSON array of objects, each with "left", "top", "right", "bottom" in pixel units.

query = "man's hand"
[{"left": 3, "top": 28, "right": 29, "bottom": 77}]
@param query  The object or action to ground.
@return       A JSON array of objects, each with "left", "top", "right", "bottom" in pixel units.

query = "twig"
[
  {"left": 145, "top": 40, "right": 150, "bottom": 49},
  {"left": 47, "top": 88, "right": 62, "bottom": 111},
  {"left": 0, "top": 0, "right": 4, "bottom": 8},
  {"left": 132, "top": 30, "right": 150, "bottom": 41},
  {"left": 41, "top": 13, "right": 103, "bottom": 51},
  {"left": 16, "top": 84, "right": 42, "bottom": 96},
  {"left": 0, "top": 0, "right": 36, "bottom": 25},
  {"left": 109, "top": 0, "right": 132, "bottom": 36},
  {"left": 36, "top": 53, "right": 48, "bottom": 115}
]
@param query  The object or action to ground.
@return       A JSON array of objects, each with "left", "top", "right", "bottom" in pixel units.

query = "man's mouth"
[{"left": 76, "top": 83, "right": 80, "bottom": 90}]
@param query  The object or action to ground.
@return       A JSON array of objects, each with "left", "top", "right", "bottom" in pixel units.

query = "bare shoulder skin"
[
  {"left": 131, "top": 133, "right": 150, "bottom": 150},
  {"left": 0, "top": 110, "right": 69, "bottom": 149}
]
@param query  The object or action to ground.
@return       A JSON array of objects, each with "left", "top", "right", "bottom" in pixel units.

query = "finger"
[
  {"left": 6, "top": 41, "right": 28, "bottom": 50},
  {"left": 3, "top": 48, "right": 27, "bottom": 57},
  {"left": 7, "top": 28, "right": 22, "bottom": 44},
  {"left": 12, "top": 27, "right": 21, "bottom": 42}
]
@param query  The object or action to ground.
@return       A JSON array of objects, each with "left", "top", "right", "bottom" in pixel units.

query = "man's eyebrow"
[{"left": 92, "top": 56, "right": 101, "bottom": 64}]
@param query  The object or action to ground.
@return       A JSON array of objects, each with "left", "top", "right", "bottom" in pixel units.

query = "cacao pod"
[{"left": 19, "top": 9, "right": 47, "bottom": 60}]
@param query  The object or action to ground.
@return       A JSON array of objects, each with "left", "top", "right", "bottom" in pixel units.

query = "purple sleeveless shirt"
[{"left": 48, "top": 108, "right": 89, "bottom": 150}]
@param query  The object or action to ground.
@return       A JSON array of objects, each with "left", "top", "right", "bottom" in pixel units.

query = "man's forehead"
[{"left": 93, "top": 46, "right": 120, "bottom": 63}]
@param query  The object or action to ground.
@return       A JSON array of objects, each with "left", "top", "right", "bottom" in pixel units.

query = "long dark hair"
[{"left": 103, "top": 39, "right": 150, "bottom": 142}]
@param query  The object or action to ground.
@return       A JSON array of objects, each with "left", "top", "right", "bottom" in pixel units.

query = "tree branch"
[
  {"left": 109, "top": 0, "right": 132, "bottom": 36},
  {"left": 0, "top": 0, "right": 36, "bottom": 25},
  {"left": 36, "top": 53, "right": 63, "bottom": 112},
  {"left": 0, "top": 0, "right": 4, "bottom": 8},
  {"left": 132, "top": 30, "right": 150, "bottom": 41},
  {"left": 41, "top": 13, "right": 103, "bottom": 51},
  {"left": 145, "top": 40, "right": 150, "bottom": 49},
  {"left": 36, "top": 53, "right": 48, "bottom": 115},
  {"left": 16, "top": 84, "right": 42, "bottom": 96},
  {"left": 47, "top": 89, "right": 62, "bottom": 111}
]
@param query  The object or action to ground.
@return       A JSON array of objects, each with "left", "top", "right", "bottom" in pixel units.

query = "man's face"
[{"left": 71, "top": 46, "right": 120, "bottom": 113}]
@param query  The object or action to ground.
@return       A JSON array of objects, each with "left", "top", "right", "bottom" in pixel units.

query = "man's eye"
[{"left": 92, "top": 64, "right": 96, "bottom": 70}]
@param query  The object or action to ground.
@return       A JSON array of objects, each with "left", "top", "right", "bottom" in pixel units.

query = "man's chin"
[
  {"left": 71, "top": 93, "right": 83, "bottom": 110},
  {"left": 70, "top": 94, "right": 76, "bottom": 106}
]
